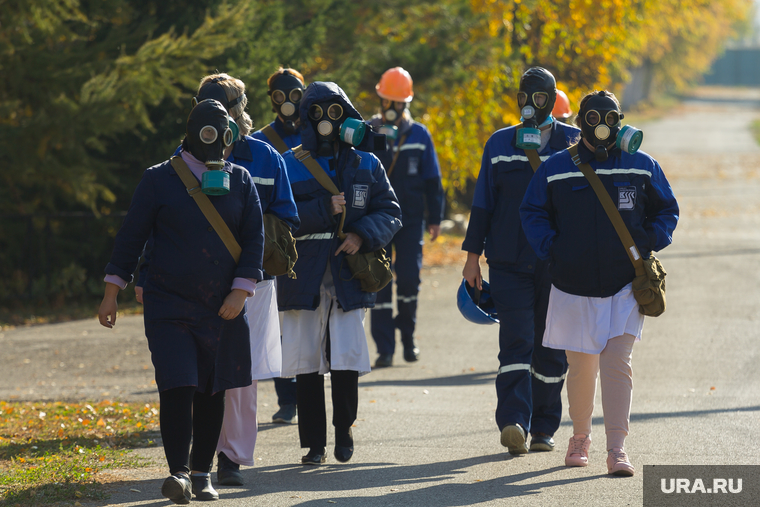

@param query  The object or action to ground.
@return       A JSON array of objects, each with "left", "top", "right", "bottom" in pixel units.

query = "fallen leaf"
[
  {"left": 710, "top": 386, "right": 716, "bottom": 390},
  {"left": 130, "top": 488, "right": 141, "bottom": 493},
  {"left": 75, "top": 491, "right": 83, "bottom": 498}
]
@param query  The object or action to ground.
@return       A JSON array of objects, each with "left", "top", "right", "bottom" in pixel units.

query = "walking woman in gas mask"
[
  {"left": 98, "top": 99, "right": 265, "bottom": 503},
  {"left": 277, "top": 81, "right": 402, "bottom": 466},
  {"left": 520, "top": 90, "right": 679, "bottom": 476}
]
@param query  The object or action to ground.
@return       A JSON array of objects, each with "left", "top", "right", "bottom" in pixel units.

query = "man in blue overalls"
[
  {"left": 369, "top": 67, "right": 444, "bottom": 368},
  {"left": 462, "top": 67, "right": 577, "bottom": 456}
]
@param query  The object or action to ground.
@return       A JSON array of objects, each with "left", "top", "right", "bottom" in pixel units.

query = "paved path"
[{"left": 2, "top": 87, "right": 760, "bottom": 506}]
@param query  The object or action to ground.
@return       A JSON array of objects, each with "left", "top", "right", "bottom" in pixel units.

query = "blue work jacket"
[
  {"left": 520, "top": 141, "right": 679, "bottom": 298},
  {"left": 369, "top": 115, "right": 444, "bottom": 226},
  {"left": 462, "top": 120, "right": 581, "bottom": 272},
  {"left": 105, "top": 158, "right": 265, "bottom": 393}
]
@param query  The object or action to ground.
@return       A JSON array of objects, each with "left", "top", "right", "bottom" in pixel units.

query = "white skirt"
[
  {"left": 246, "top": 279, "right": 282, "bottom": 380},
  {"left": 543, "top": 283, "right": 645, "bottom": 354},
  {"left": 280, "top": 269, "right": 371, "bottom": 377}
]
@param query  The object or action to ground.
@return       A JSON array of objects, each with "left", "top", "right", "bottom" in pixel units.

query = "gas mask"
[
  {"left": 379, "top": 98, "right": 405, "bottom": 141},
  {"left": 515, "top": 67, "right": 557, "bottom": 150},
  {"left": 308, "top": 101, "right": 367, "bottom": 157},
  {"left": 269, "top": 72, "right": 305, "bottom": 135},
  {"left": 185, "top": 99, "right": 237, "bottom": 195},
  {"left": 580, "top": 92, "right": 643, "bottom": 162}
]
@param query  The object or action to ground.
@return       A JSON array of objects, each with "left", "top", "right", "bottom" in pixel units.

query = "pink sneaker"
[
  {"left": 564, "top": 434, "right": 591, "bottom": 467},
  {"left": 607, "top": 448, "right": 635, "bottom": 476}
]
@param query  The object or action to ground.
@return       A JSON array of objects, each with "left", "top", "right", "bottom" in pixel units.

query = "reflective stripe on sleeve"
[
  {"left": 373, "top": 302, "right": 394, "bottom": 310},
  {"left": 398, "top": 143, "right": 427, "bottom": 152},
  {"left": 398, "top": 295, "right": 417, "bottom": 303}
]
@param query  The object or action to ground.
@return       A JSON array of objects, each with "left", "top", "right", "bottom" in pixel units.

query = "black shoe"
[
  {"left": 401, "top": 336, "right": 420, "bottom": 362},
  {"left": 334, "top": 428, "right": 354, "bottom": 463},
  {"left": 374, "top": 354, "right": 393, "bottom": 368},
  {"left": 403, "top": 346, "right": 420, "bottom": 362},
  {"left": 191, "top": 473, "right": 219, "bottom": 500},
  {"left": 216, "top": 452, "right": 243, "bottom": 486},
  {"left": 301, "top": 447, "right": 326, "bottom": 465},
  {"left": 272, "top": 404, "right": 298, "bottom": 424},
  {"left": 529, "top": 433, "right": 556, "bottom": 452},
  {"left": 161, "top": 472, "right": 192, "bottom": 505}
]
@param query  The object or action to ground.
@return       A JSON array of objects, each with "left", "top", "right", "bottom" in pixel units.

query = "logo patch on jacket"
[
  {"left": 407, "top": 157, "right": 419, "bottom": 175},
  {"left": 618, "top": 186, "right": 636, "bottom": 210},
  {"left": 353, "top": 184, "right": 368, "bottom": 209}
]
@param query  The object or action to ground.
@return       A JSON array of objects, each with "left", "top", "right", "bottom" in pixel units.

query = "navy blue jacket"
[
  {"left": 277, "top": 82, "right": 403, "bottom": 311},
  {"left": 462, "top": 120, "right": 581, "bottom": 271},
  {"left": 105, "top": 159, "right": 264, "bottom": 393},
  {"left": 369, "top": 115, "right": 444, "bottom": 226},
  {"left": 520, "top": 141, "right": 679, "bottom": 298}
]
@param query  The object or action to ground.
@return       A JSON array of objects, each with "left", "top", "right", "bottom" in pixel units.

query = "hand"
[
  {"left": 219, "top": 289, "right": 248, "bottom": 320},
  {"left": 335, "top": 232, "right": 363, "bottom": 256},
  {"left": 462, "top": 252, "right": 483, "bottom": 291},
  {"left": 135, "top": 285, "right": 143, "bottom": 304},
  {"left": 331, "top": 193, "right": 346, "bottom": 215},
  {"left": 98, "top": 283, "right": 121, "bottom": 328},
  {"left": 428, "top": 224, "right": 441, "bottom": 242}
]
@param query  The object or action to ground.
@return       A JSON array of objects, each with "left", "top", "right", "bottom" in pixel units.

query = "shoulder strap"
[
  {"left": 567, "top": 145, "right": 644, "bottom": 275},
  {"left": 260, "top": 124, "right": 290, "bottom": 155},
  {"left": 386, "top": 134, "right": 408, "bottom": 177},
  {"left": 517, "top": 123, "right": 542, "bottom": 172},
  {"left": 524, "top": 149, "right": 542, "bottom": 172},
  {"left": 170, "top": 156, "right": 242, "bottom": 263},
  {"left": 291, "top": 145, "right": 346, "bottom": 240}
]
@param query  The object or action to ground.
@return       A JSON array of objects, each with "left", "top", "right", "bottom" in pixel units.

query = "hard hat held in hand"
[
  {"left": 552, "top": 89, "right": 572, "bottom": 119},
  {"left": 457, "top": 279, "right": 499, "bottom": 325},
  {"left": 376, "top": 67, "right": 414, "bottom": 103}
]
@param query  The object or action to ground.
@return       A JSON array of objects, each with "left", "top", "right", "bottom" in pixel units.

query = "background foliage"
[{"left": 0, "top": 0, "right": 751, "bottom": 310}]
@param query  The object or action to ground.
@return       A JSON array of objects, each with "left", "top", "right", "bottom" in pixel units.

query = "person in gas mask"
[
  {"left": 134, "top": 73, "right": 300, "bottom": 486},
  {"left": 520, "top": 90, "right": 678, "bottom": 475},
  {"left": 368, "top": 66, "right": 444, "bottom": 368},
  {"left": 251, "top": 67, "right": 306, "bottom": 152},
  {"left": 98, "top": 98, "right": 265, "bottom": 504},
  {"left": 250, "top": 67, "right": 306, "bottom": 427},
  {"left": 277, "top": 81, "right": 402, "bottom": 465},
  {"left": 461, "top": 67, "right": 579, "bottom": 457}
]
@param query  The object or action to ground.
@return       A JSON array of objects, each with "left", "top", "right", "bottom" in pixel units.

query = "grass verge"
[
  {"left": 0, "top": 400, "right": 159, "bottom": 505},
  {"left": 751, "top": 119, "right": 760, "bottom": 146}
]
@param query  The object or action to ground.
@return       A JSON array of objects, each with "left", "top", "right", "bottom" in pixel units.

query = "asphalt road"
[{"left": 2, "top": 87, "right": 759, "bottom": 506}]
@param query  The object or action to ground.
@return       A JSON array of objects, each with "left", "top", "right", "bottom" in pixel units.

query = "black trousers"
[
  {"left": 159, "top": 385, "right": 226, "bottom": 475},
  {"left": 296, "top": 370, "right": 358, "bottom": 449}
]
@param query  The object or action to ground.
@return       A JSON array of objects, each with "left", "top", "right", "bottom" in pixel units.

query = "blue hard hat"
[{"left": 457, "top": 278, "right": 499, "bottom": 325}]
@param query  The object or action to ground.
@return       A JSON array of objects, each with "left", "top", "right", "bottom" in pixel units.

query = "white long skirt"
[
  {"left": 280, "top": 269, "right": 371, "bottom": 377},
  {"left": 543, "top": 282, "right": 645, "bottom": 355}
]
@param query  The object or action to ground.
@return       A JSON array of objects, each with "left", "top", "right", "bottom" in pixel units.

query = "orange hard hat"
[
  {"left": 376, "top": 67, "right": 414, "bottom": 103},
  {"left": 552, "top": 89, "right": 572, "bottom": 119}
]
